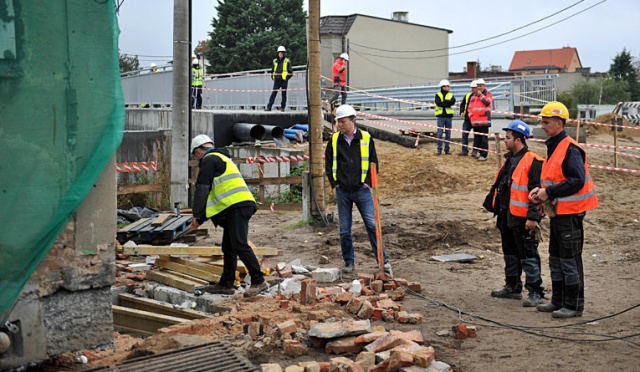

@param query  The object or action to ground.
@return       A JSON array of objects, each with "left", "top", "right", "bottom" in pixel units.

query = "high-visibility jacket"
[
  {"left": 435, "top": 92, "right": 455, "bottom": 116},
  {"left": 331, "top": 130, "right": 370, "bottom": 183},
  {"left": 272, "top": 57, "right": 290, "bottom": 80},
  {"left": 204, "top": 152, "right": 255, "bottom": 218},
  {"left": 461, "top": 92, "right": 473, "bottom": 118},
  {"left": 541, "top": 137, "right": 599, "bottom": 214},
  {"left": 491, "top": 151, "right": 543, "bottom": 217},
  {"left": 469, "top": 89, "right": 493, "bottom": 126},
  {"left": 192, "top": 66, "right": 203, "bottom": 87},
  {"left": 332, "top": 58, "right": 347, "bottom": 87}
]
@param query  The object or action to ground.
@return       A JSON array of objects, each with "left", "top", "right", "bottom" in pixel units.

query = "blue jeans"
[
  {"left": 436, "top": 117, "right": 452, "bottom": 153},
  {"left": 336, "top": 186, "right": 388, "bottom": 266},
  {"left": 461, "top": 119, "right": 472, "bottom": 154}
]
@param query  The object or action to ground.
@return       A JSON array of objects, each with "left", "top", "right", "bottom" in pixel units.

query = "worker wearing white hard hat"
[
  {"left": 191, "top": 55, "right": 204, "bottom": 109},
  {"left": 459, "top": 81, "right": 479, "bottom": 155},
  {"left": 188, "top": 134, "right": 268, "bottom": 298},
  {"left": 326, "top": 53, "right": 349, "bottom": 107},
  {"left": 468, "top": 78, "right": 493, "bottom": 161},
  {"left": 150, "top": 63, "right": 158, "bottom": 73},
  {"left": 265, "top": 45, "right": 293, "bottom": 111},
  {"left": 324, "top": 104, "right": 393, "bottom": 277},
  {"left": 434, "top": 78, "right": 456, "bottom": 155}
]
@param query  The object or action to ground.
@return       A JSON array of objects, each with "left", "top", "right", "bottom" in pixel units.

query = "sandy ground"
[{"left": 74, "top": 122, "right": 640, "bottom": 372}]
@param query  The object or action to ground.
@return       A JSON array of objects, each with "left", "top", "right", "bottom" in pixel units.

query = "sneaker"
[
  {"left": 477, "top": 156, "right": 487, "bottom": 162},
  {"left": 552, "top": 307, "right": 583, "bottom": 318},
  {"left": 342, "top": 264, "right": 355, "bottom": 274},
  {"left": 195, "top": 284, "right": 235, "bottom": 296},
  {"left": 491, "top": 286, "right": 522, "bottom": 299},
  {"left": 537, "top": 302, "right": 562, "bottom": 313},
  {"left": 244, "top": 281, "right": 268, "bottom": 298},
  {"left": 523, "top": 291, "right": 544, "bottom": 307},
  {"left": 384, "top": 263, "right": 393, "bottom": 277}
]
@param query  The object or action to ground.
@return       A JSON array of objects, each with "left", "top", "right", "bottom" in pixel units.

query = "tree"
[
  {"left": 119, "top": 52, "right": 140, "bottom": 74},
  {"left": 569, "top": 77, "right": 630, "bottom": 105},
  {"left": 609, "top": 48, "right": 640, "bottom": 100},
  {"left": 205, "top": 0, "right": 307, "bottom": 74}
]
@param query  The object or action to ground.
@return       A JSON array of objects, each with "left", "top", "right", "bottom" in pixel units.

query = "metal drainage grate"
[{"left": 85, "top": 340, "right": 259, "bottom": 372}]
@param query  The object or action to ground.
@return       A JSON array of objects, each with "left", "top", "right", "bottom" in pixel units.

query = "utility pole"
[
  {"left": 308, "top": 0, "right": 324, "bottom": 217},
  {"left": 170, "top": 0, "right": 190, "bottom": 207}
]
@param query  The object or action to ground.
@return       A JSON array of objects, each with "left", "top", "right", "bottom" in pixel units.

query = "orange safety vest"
[
  {"left": 541, "top": 137, "right": 599, "bottom": 214},
  {"left": 491, "top": 151, "right": 543, "bottom": 217}
]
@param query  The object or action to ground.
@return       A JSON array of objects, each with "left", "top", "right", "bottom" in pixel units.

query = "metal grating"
[{"left": 84, "top": 341, "right": 259, "bottom": 372}]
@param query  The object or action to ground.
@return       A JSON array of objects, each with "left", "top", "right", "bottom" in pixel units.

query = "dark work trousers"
[
  {"left": 461, "top": 119, "right": 472, "bottom": 154},
  {"left": 548, "top": 213, "right": 585, "bottom": 311},
  {"left": 330, "top": 85, "right": 347, "bottom": 105},
  {"left": 511, "top": 225, "right": 544, "bottom": 294},
  {"left": 497, "top": 213, "right": 523, "bottom": 293},
  {"left": 267, "top": 80, "right": 288, "bottom": 110},
  {"left": 216, "top": 206, "right": 264, "bottom": 287},
  {"left": 191, "top": 86, "right": 203, "bottom": 109},
  {"left": 473, "top": 125, "right": 489, "bottom": 157}
]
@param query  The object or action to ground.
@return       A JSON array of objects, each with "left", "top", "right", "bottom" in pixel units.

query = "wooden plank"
[
  {"left": 117, "top": 183, "right": 163, "bottom": 195},
  {"left": 244, "top": 176, "right": 303, "bottom": 186},
  {"left": 113, "top": 324, "right": 155, "bottom": 338},
  {"left": 162, "top": 255, "right": 225, "bottom": 276},
  {"left": 118, "top": 217, "right": 153, "bottom": 233},
  {"left": 164, "top": 270, "right": 209, "bottom": 285},
  {"left": 118, "top": 293, "right": 209, "bottom": 320},
  {"left": 146, "top": 270, "right": 206, "bottom": 292},
  {"left": 122, "top": 245, "right": 282, "bottom": 256},
  {"left": 154, "top": 258, "right": 221, "bottom": 282},
  {"left": 112, "top": 305, "right": 189, "bottom": 334},
  {"left": 208, "top": 259, "right": 248, "bottom": 274},
  {"left": 151, "top": 213, "right": 173, "bottom": 226}
]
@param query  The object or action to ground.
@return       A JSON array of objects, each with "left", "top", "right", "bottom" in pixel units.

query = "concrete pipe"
[
  {"left": 261, "top": 125, "right": 285, "bottom": 139},
  {"left": 233, "top": 123, "right": 266, "bottom": 141}
]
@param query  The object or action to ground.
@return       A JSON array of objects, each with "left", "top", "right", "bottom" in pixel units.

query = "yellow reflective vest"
[
  {"left": 272, "top": 58, "right": 290, "bottom": 80},
  {"left": 435, "top": 92, "right": 454, "bottom": 116},
  {"left": 331, "top": 130, "right": 370, "bottom": 183},
  {"left": 204, "top": 152, "right": 255, "bottom": 218},
  {"left": 192, "top": 66, "right": 203, "bottom": 87}
]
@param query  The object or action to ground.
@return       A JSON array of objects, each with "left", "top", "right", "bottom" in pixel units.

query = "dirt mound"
[{"left": 585, "top": 113, "right": 639, "bottom": 138}]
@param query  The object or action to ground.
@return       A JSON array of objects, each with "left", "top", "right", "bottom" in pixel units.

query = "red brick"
[
  {"left": 346, "top": 296, "right": 364, "bottom": 315},
  {"left": 241, "top": 315, "right": 254, "bottom": 324},
  {"left": 279, "top": 269, "right": 293, "bottom": 278},
  {"left": 325, "top": 336, "right": 364, "bottom": 355},
  {"left": 407, "top": 281, "right": 422, "bottom": 292},
  {"left": 329, "top": 357, "right": 365, "bottom": 372},
  {"left": 377, "top": 299, "right": 401, "bottom": 311},
  {"left": 407, "top": 312, "right": 423, "bottom": 324},
  {"left": 374, "top": 273, "right": 391, "bottom": 282},
  {"left": 357, "top": 273, "right": 373, "bottom": 286},
  {"left": 300, "top": 279, "right": 317, "bottom": 305},
  {"left": 369, "top": 360, "right": 390, "bottom": 372},
  {"left": 357, "top": 300, "right": 374, "bottom": 320},
  {"left": 370, "top": 280, "right": 384, "bottom": 293},
  {"left": 335, "top": 292, "right": 354, "bottom": 304},
  {"left": 382, "top": 310, "right": 395, "bottom": 322},
  {"left": 279, "top": 300, "right": 289, "bottom": 309},
  {"left": 245, "top": 322, "right": 262, "bottom": 339},
  {"left": 396, "top": 311, "right": 410, "bottom": 323},
  {"left": 393, "top": 278, "right": 409, "bottom": 287},
  {"left": 378, "top": 293, "right": 389, "bottom": 300},
  {"left": 299, "top": 361, "right": 321, "bottom": 372},
  {"left": 318, "top": 362, "right": 330, "bottom": 372},
  {"left": 354, "top": 331, "right": 388, "bottom": 344},
  {"left": 467, "top": 325, "right": 477, "bottom": 338},
  {"left": 383, "top": 282, "right": 398, "bottom": 291},
  {"left": 283, "top": 339, "right": 307, "bottom": 356},
  {"left": 389, "top": 290, "right": 405, "bottom": 301},
  {"left": 453, "top": 324, "right": 468, "bottom": 339},
  {"left": 370, "top": 309, "right": 384, "bottom": 322},
  {"left": 355, "top": 351, "right": 376, "bottom": 370},
  {"left": 390, "top": 330, "right": 424, "bottom": 344},
  {"left": 363, "top": 334, "right": 402, "bottom": 353},
  {"left": 411, "top": 346, "right": 436, "bottom": 367},
  {"left": 361, "top": 287, "right": 374, "bottom": 296},
  {"left": 308, "top": 310, "right": 331, "bottom": 321},
  {"left": 277, "top": 320, "right": 297, "bottom": 334},
  {"left": 389, "top": 350, "right": 414, "bottom": 369}
]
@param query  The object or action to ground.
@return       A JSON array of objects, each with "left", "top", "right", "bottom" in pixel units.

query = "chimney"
[
  {"left": 392, "top": 11, "right": 408, "bottom": 22},
  {"left": 467, "top": 61, "right": 477, "bottom": 79}
]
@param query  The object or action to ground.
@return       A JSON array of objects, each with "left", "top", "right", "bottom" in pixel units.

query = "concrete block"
[
  {"left": 285, "top": 366, "right": 305, "bottom": 372},
  {"left": 311, "top": 268, "right": 341, "bottom": 283},
  {"left": 261, "top": 363, "right": 283, "bottom": 372},
  {"left": 370, "top": 280, "right": 384, "bottom": 293}
]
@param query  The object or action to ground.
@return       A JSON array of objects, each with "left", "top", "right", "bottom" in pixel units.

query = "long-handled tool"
[{"left": 370, "top": 163, "right": 384, "bottom": 275}]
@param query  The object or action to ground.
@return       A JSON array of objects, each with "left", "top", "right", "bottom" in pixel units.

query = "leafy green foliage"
[
  {"left": 569, "top": 78, "right": 630, "bottom": 105},
  {"left": 265, "top": 165, "right": 305, "bottom": 204},
  {"left": 119, "top": 51, "right": 140, "bottom": 73},
  {"left": 609, "top": 48, "right": 640, "bottom": 100},
  {"left": 205, "top": 0, "right": 307, "bottom": 73}
]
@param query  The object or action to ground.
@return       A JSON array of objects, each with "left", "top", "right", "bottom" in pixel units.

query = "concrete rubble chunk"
[
  {"left": 283, "top": 339, "right": 307, "bottom": 356},
  {"left": 261, "top": 363, "right": 284, "bottom": 372},
  {"left": 356, "top": 351, "right": 376, "bottom": 369},
  {"left": 399, "top": 360, "right": 451, "bottom": 372},
  {"left": 284, "top": 366, "right": 305, "bottom": 372},
  {"left": 298, "top": 361, "right": 321, "bottom": 372},
  {"left": 389, "top": 350, "right": 415, "bottom": 369},
  {"left": 311, "top": 268, "right": 341, "bottom": 283},
  {"left": 357, "top": 300, "right": 374, "bottom": 319},
  {"left": 309, "top": 320, "right": 371, "bottom": 339},
  {"left": 346, "top": 296, "right": 364, "bottom": 315}
]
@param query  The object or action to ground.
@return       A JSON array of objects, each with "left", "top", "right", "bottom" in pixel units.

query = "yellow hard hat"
[{"left": 540, "top": 101, "right": 569, "bottom": 119}]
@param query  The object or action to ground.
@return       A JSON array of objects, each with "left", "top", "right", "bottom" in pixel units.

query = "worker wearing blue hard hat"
[{"left": 482, "top": 120, "right": 546, "bottom": 307}]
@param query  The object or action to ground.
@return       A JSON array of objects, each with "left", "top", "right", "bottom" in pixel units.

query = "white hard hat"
[
  {"left": 470, "top": 80, "right": 477, "bottom": 88},
  {"left": 439, "top": 79, "right": 450, "bottom": 87},
  {"left": 475, "top": 78, "right": 486, "bottom": 85},
  {"left": 334, "top": 104, "right": 357, "bottom": 120},
  {"left": 277, "top": 46, "right": 286, "bottom": 52},
  {"left": 150, "top": 63, "right": 157, "bottom": 68},
  {"left": 192, "top": 58, "right": 199, "bottom": 65},
  {"left": 190, "top": 134, "right": 213, "bottom": 154},
  {"left": 192, "top": 54, "right": 197, "bottom": 59},
  {"left": 339, "top": 53, "right": 349, "bottom": 61}
]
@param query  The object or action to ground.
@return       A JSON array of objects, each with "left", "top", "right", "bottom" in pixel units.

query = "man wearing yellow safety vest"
[
  {"left": 324, "top": 105, "right": 392, "bottom": 276},
  {"left": 529, "top": 101, "right": 599, "bottom": 318},
  {"left": 188, "top": 134, "right": 268, "bottom": 297},
  {"left": 434, "top": 79, "right": 456, "bottom": 155},
  {"left": 266, "top": 46, "right": 293, "bottom": 112},
  {"left": 483, "top": 120, "right": 545, "bottom": 307},
  {"left": 191, "top": 56, "right": 204, "bottom": 109}
]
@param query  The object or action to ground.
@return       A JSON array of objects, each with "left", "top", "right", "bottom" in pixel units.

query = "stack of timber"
[
  {"left": 119, "top": 244, "right": 282, "bottom": 292},
  {"left": 117, "top": 213, "right": 194, "bottom": 245}
]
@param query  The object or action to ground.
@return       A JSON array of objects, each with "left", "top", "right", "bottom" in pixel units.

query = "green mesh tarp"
[{"left": 0, "top": 1, "right": 124, "bottom": 322}]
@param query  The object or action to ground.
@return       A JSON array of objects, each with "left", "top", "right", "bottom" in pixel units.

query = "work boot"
[
  {"left": 491, "top": 286, "right": 522, "bottom": 299},
  {"left": 264, "top": 107, "right": 272, "bottom": 111},
  {"left": 523, "top": 291, "right": 544, "bottom": 307},
  {"left": 537, "top": 302, "right": 562, "bottom": 313},
  {"left": 244, "top": 282, "right": 268, "bottom": 298},
  {"left": 458, "top": 152, "right": 468, "bottom": 156},
  {"left": 384, "top": 263, "right": 393, "bottom": 277},
  {"left": 279, "top": 107, "right": 286, "bottom": 112},
  {"left": 342, "top": 264, "right": 355, "bottom": 274},
  {"left": 552, "top": 307, "right": 583, "bottom": 318},
  {"left": 195, "top": 284, "right": 235, "bottom": 296}
]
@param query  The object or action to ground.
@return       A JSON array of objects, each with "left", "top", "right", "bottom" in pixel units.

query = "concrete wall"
[{"left": 1, "top": 158, "right": 116, "bottom": 369}]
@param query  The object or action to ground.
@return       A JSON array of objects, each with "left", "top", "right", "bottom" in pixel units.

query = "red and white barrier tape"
[
  {"left": 116, "top": 161, "right": 157, "bottom": 173},
  {"left": 589, "top": 164, "right": 640, "bottom": 174},
  {"left": 245, "top": 155, "right": 310, "bottom": 164},
  {"left": 202, "top": 86, "right": 308, "bottom": 93}
]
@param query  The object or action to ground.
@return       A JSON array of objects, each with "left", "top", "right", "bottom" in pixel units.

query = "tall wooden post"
[
  {"left": 575, "top": 111, "right": 581, "bottom": 144},
  {"left": 495, "top": 133, "right": 502, "bottom": 168},
  {"left": 613, "top": 115, "right": 619, "bottom": 168},
  {"left": 308, "top": 0, "right": 324, "bottom": 216}
]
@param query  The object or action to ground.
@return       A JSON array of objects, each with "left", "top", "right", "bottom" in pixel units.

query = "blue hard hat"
[{"left": 503, "top": 120, "right": 531, "bottom": 138}]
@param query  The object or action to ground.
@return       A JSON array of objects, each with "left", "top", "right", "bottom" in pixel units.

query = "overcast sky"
[{"left": 117, "top": 0, "right": 638, "bottom": 74}]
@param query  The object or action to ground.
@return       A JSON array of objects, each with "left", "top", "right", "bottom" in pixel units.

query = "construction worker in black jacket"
[{"left": 266, "top": 46, "right": 293, "bottom": 111}]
